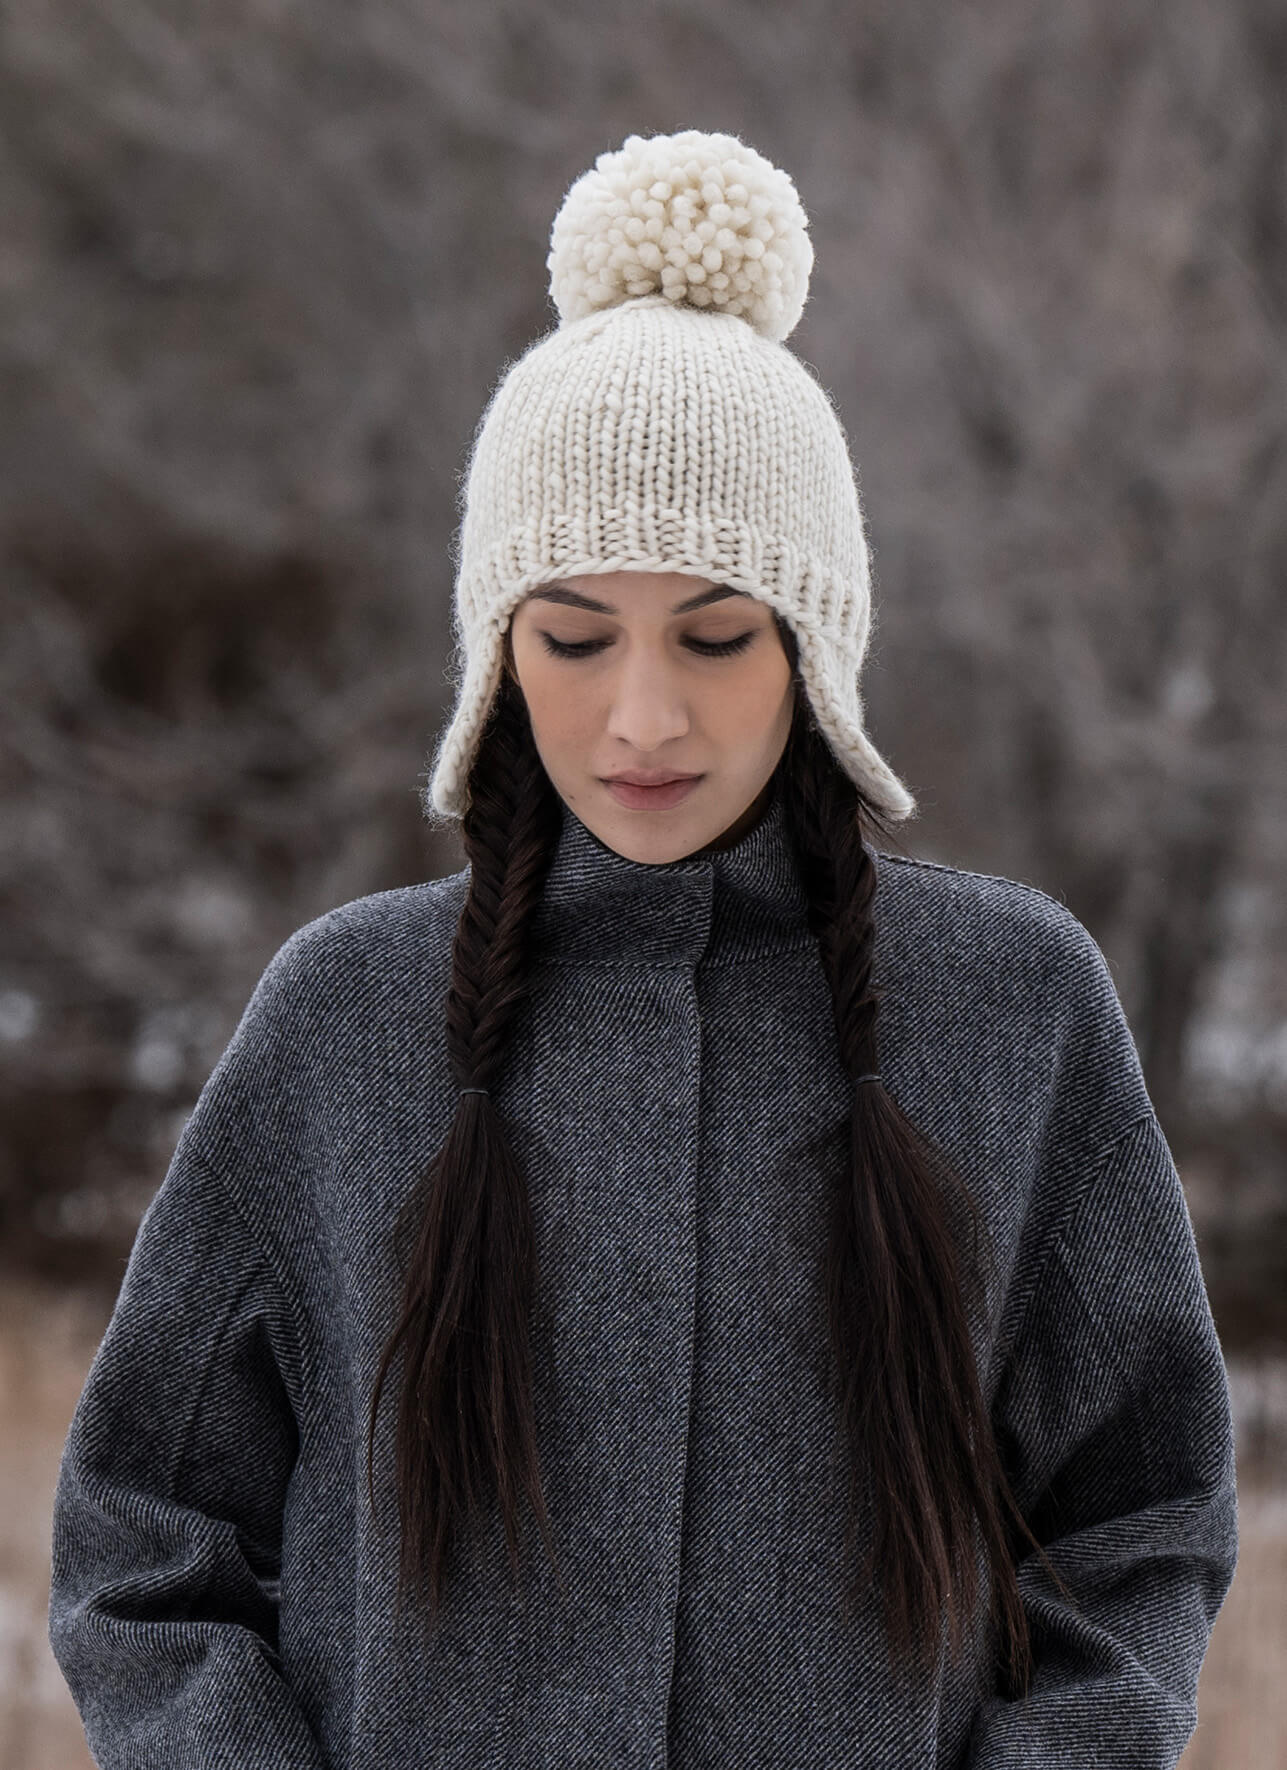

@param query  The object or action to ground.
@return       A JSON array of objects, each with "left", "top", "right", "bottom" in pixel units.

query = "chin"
[
  {"left": 561, "top": 774, "right": 765, "bottom": 865},
  {"left": 605, "top": 805, "right": 757, "bottom": 867},
  {"left": 597, "top": 819, "right": 707, "bottom": 866}
]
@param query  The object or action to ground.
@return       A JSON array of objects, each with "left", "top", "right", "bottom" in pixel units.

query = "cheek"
[
  {"left": 720, "top": 650, "right": 792, "bottom": 741},
  {"left": 518, "top": 654, "right": 596, "bottom": 753}
]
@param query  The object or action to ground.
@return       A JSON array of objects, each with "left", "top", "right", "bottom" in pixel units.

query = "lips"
[
  {"left": 606, "top": 773, "right": 701, "bottom": 787},
  {"left": 603, "top": 774, "right": 704, "bottom": 810}
]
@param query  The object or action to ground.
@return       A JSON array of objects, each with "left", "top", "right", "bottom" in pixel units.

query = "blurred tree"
[{"left": 0, "top": 0, "right": 1282, "bottom": 1333}]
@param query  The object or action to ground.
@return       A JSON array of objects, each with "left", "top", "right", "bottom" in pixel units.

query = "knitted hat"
[{"left": 425, "top": 128, "right": 917, "bottom": 826}]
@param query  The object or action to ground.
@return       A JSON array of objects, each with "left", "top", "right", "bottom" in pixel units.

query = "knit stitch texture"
[{"left": 426, "top": 130, "right": 916, "bottom": 827}]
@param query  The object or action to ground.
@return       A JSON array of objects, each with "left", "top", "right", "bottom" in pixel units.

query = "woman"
[{"left": 49, "top": 129, "right": 1238, "bottom": 1768}]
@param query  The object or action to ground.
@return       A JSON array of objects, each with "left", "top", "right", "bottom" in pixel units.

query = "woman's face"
[{"left": 506, "top": 570, "right": 794, "bottom": 864}]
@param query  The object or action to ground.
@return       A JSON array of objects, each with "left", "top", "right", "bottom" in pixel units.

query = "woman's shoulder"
[
  {"left": 232, "top": 868, "right": 471, "bottom": 1037},
  {"left": 271, "top": 867, "right": 469, "bottom": 965},
  {"left": 870, "top": 846, "right": 1153, "bottom": 1146},
  {"left": 179, "top": 870, "right": 472, "bottom": 1169},
  {"left": 871, "top": 845, "right": 1100, "bottom": 974}
]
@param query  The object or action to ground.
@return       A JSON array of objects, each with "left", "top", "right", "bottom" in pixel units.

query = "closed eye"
[{"left": 538, "top": 632, "right": 756, "bottom": 660}]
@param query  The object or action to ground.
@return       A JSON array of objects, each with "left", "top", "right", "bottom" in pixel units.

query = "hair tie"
[
  {"left": 854, "top": 1073, "right": 882, "bottom": 1086},
  {"left": 460, "top": 1087, "right": 489, "bottom": 1098}
]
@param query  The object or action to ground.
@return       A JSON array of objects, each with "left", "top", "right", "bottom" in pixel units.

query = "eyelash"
[{"left": 537, "top": 633, "right": 756, "bottom": 660}]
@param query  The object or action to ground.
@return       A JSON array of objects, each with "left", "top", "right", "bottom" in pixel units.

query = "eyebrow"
[{"left": 526, "top": 582, "right": 754, "bottom": 616}]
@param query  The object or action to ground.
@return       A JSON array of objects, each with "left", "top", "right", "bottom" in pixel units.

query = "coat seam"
[
  {"left": 161, "top": 1225, "right": 279, "bottom": 1506},
  {"left": 1001, "top": 1108, "right": 1157, "bottom": 1381},
  {"left": 873, "top": 848, "right": 1071, "bottom": 911},
  {"left": 1048, "top": 1111, "right": 1167, "bottom": 1398},
  {"left": 175, "top": 1146, "right": 315, "bottom": 1420}
]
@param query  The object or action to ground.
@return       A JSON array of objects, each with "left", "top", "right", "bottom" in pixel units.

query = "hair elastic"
[
  {"left": 854, "top": 1074, "right": 882, "bottom": 1086},
  {"left": 460, "top": 1087, "right": 489, "bottom": 1098}
]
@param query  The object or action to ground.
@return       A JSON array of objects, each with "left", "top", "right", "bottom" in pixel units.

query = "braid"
[
  {"left": 366, "top": 670, "right": 564, "bottom": 1642},
  {"left": 445, "top": 678, "right": 564, "bottom": 1089},
  {"left": 778, "top": 681, "right": 1071, "bottom": 1694}
]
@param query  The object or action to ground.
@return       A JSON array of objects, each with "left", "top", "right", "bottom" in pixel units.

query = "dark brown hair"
[{"left": 367, "top": 612, "right": 1073, "bottom": 1694}]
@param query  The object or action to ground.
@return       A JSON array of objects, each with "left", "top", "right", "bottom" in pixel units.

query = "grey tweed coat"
[{"left": 48, "top": 782, "right": 1238, "bottom": 1768}]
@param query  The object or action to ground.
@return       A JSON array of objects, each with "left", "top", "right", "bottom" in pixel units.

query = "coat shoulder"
[
  {"left": 272, "top": 866, "right": 468, "bottom": 965},
  {"left": 869, "top": 847, "right": 1153, "bottom": 1162},
  {"left": 870, "top": 845, "right": 1099, "bottom": 975},
  {"left": 234, "top": 867, "right": 470, "bottom": 1041},
  {"left": 179, "top": 869, "right": 471, "bottom": 1178}
]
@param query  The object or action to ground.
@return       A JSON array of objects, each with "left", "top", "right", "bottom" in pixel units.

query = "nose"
[{"left": 603, "top": 645, "right": 692, "bottom": 753}]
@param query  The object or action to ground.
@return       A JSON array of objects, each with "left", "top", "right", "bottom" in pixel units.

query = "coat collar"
[{"left": 529, "top": 776, "right": 817, "bottom": 969}]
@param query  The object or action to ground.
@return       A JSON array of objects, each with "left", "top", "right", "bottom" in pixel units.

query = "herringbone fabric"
[{"left": 49, "top": 784, "right": 1238, "bottom": 1767}]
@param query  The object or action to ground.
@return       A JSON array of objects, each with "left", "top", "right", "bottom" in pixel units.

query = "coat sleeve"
[
  {"left": 963, "top": 1109, "right": 1239, "bottom": 1768},
  {"left": 47, "top": 1135, "right": 328, "bottom": 1768}
]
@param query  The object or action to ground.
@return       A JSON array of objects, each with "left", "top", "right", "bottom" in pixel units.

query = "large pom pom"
[{"left": 547, "top": 129, "right": 814, "bottom": 343}]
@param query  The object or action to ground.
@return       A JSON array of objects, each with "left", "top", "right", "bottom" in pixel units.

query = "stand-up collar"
[{"left": 528, "top": 778, "right": 816, "bottom": 969}]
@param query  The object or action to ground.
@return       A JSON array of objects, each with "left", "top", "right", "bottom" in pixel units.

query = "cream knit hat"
[{"left": 425, "top": 128, "right": 916, "bottom": 826}]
